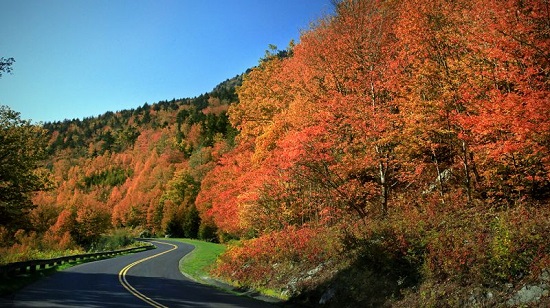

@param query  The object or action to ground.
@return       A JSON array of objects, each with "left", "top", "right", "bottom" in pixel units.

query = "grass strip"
[
  {"left": 172, "top": 238, "right": 225, "bottom": 282},
  {"left": 173, "top": 238, "right": 287, "bottom": 302}
]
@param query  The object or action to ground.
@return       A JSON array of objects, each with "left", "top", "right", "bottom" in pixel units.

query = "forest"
[{"left": 1, "top": 0, "right": 549, "bottom": 306}]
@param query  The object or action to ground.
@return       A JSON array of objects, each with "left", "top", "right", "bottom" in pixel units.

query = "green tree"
[
  {"left": 182, "top": 204, "right": 200, "bottom": 238},
  {"left": 0, "top": 57, "right": 15, "bottom": 78},
  {"left": 0, "top": 106, "right": 49, "bottom": 232}
]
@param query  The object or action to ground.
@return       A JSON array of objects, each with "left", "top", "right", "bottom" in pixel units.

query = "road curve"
[{"left": 9, "top": 240, "right": 272, "bottom": 307}]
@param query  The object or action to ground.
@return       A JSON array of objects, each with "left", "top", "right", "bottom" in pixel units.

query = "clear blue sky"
[{"left": 0, "top": 0, "right": 333, "bottom": 123}]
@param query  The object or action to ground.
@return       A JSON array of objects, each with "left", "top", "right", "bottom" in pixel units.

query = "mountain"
[{"left": 31, "top": 74, "right": 243, "bottom": 249}]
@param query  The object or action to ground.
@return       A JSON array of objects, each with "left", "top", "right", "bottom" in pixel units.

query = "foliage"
[
  {"left": 2, "top": 1, "right": 550, "bottom": 304},
  {"left": 80, "top": 167, "right": 132, "bottom": 189},
  {"left": 213, "top": 226, "right": 343, "bottom": 293},
  {"left": 0, "top": 105, "right": 50, "bottom": 236},
  {"left": 199, "top": 0, "right": 550, "bottom": 305},
  {"left": 2, "top": 74, "right": 242, "bottom": 262},
  {"left": 90, "top": 228, "right": 136, "bottom": 252},
  {"left": 0, "top": 228, "right": 83, "bottom": 265},
  {"left": 0, "top": 57, "right": 15, "bottom": 78}
]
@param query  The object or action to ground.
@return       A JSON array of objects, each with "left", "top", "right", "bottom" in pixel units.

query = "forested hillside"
[
  {"left": 1, "top": 74, "right": 242, "bottom": 260},
  {"left": 1, "top": 0, "right": 549, "bottom": 306}
]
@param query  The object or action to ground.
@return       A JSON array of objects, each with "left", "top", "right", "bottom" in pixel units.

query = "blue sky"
[{"left": 0, "top": 0, "right": 333, "bottom": 123}]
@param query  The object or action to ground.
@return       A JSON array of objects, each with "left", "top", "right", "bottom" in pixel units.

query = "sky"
[{"left": 0, "top": 0, "right": 333, "bottom": 123}]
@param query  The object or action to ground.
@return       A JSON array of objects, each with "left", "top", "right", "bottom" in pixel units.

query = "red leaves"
[
  {"left": 202, "top": 0, "right": 549, "bottom": 242},
  {"left": 213, "top": 226, "right": 342, "bottom": 289},
  {"left": 202, "top": 0, "right": 550, "bottom": 294},
  {"left": 195, "top": 141, "right": 257, "bottom": 236}
]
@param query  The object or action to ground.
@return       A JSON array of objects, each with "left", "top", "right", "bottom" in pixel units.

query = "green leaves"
[
  {"left": 0, "top": 57, "right": 15, "bottom": 78},
  {"left": 0, "top": 106, "right": 49, "bottom": 232}
]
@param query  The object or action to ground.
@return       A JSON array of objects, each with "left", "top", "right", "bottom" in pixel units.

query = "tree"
[
  {"left": 0, "top": 57, "right": 15, "bottom": 78},
  {"left": 229, "top": 54, "right": 290, "bottom": 142},
  {"left": 461, "top": 0, "right": 550, "bottom": 203},
  {"left": 250, "top": 0, "right": 403, "bottom": 217},
  {"left": 0, "top": 106, "right": 50, "bottom": 233}
]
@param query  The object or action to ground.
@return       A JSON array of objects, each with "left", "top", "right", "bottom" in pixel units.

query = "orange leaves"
[
  {"left": 202, "top": 0, "right": 549, "bottom": 242},
  {"left": 19, "top": 4, "right": 548, "bottom": 295},
  {"left": 195, "top": 141, "right": 258, "bottom": 237},
  {"left": 189, "top": 0, "right": 550, "bottom": 297},
  {"left": 230, "top": 57, "right": 289, "bottom": 140}
]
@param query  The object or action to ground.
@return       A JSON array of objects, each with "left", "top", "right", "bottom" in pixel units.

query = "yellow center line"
[{"left": 118, "top": 241, "right": 178, "bottom": 308}]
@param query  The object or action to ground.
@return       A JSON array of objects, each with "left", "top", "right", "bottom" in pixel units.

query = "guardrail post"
[{"left": 29, "top": 261, "right": 36, "bottom": 273}]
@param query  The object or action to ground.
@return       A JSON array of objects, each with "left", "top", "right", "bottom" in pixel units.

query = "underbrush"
[
  {"left": 0, "top": 228, "right": 139, "bottom": 265},
  {"left": 212, "top": 226, "right": 346, "bottom": 298},
  {"left": 89, "top": 228, "right": 137, "bottom": 252},
  {"left": 210, "top": 200, "right": 550, "bottom": 306},
  {"left": 0, "top": 247, "right": 85, "bottom": 266},
  {"left": 0, "top": 229, "right": 83, "bottom": 265}
]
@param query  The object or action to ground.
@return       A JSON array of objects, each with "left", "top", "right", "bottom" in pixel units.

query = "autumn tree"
[
  {"left": 459, "top": 0, "right": 550, "bottom": 204},
  {"left": 252, "top": 0, "right": 404, "bottom": 218},
  {"left": 74, "top": 199, "right": 111, "bottom": 248},
  {"left": 394, "top": 0, "right": 550, "bottom": 205},
  {"left": 389, "top": 0, "right": 476, "bottom": 205},
  {"left": 229, "top": 45, "right": 293, "bottom": 146},
  {"left": 195, "top": 141, "right": 256, "bottom": 238}
]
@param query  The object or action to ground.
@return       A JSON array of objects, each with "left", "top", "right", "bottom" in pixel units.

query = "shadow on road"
[{"left": 11, "top": 270, "right": 276, "bottom": 308}]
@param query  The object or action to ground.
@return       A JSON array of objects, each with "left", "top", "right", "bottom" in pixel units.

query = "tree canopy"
[
  {"left": 0, "top": 106, "right": 49, "bottom": 233},
  {"left": 0, "top": 57, "right": 15, "bottom": 78}
]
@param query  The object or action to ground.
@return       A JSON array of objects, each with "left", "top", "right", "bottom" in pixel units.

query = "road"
[{"left": 9, "top": 240, "right": 273, "bottom": 307}]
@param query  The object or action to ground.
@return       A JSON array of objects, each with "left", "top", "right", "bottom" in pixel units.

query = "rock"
[
  {"left": 319, "top": 287, "right": 336, "bottom": 305},
  {"left": 507, "top": 285, "right": 545, "bottom": 306},
  {"left": 308, "top": 264, "right": 323, "bottom": 276},
  {"left": 540, "top": 269, "right": 550, "bottom": 282}
]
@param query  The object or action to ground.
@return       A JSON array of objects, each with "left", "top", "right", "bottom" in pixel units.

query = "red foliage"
[
  {"left": 201, "top": 0, "right": 550, "bottom": 294},
  {"left": 213, "top": 226, "right": 342, "bottom": 289},
  {"left": 196, "top": 141, "right": 257, "bottom": 236}
]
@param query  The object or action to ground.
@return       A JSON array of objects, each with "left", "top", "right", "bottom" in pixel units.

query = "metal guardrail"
[{"left": 0, "top": 244, "right": 155, "bottom": 278}]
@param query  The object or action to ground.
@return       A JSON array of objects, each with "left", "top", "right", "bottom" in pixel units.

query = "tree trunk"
[{"left": 462, "top": 140, "right": 473, "bottom": 203}]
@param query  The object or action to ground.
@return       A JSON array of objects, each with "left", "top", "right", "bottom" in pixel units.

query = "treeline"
[{"left": 43, "top": 80, "right": 239, "bottom": 157}]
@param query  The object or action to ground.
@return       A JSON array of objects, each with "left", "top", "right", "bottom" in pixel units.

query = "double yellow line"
[{"left": 118, "top": 241, "right": 178, "bottom": 308}]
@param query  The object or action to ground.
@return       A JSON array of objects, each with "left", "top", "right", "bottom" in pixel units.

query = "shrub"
[
  {"left": 486, "top": 206, "right": 550, "bottom": 282},
  {"left": 90, "top": 228, "right": 135, "bottom": 252},
  {"left": 198, "top": 222, "right": 218, "bottom": 242},
  {"left": 212, "top": 225, "right": 342, "bottom": 292}
]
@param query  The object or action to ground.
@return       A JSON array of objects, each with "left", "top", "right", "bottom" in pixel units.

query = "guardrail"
[{"left": 0, "top": 244, "right": 155, "bottom": 278}]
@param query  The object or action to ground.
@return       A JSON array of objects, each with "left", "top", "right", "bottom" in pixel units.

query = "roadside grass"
[
  {"left": 174, "top": 238, "right": 288, "bottom": 302},
  {"left": 172, "top": 238, "right": 226, "bottom": 282}
]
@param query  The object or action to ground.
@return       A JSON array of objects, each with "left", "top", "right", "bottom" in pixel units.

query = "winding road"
[{"left": 8, "top": 240, "right": 272, "bottom": 307}]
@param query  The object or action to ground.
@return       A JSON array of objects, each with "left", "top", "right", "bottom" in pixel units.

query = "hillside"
[
  {"left": 1, "top": 0, "right": 549, "bottom": 306},
  {"left": 1, "top": 74, "right": 239, "bottom": 254}
]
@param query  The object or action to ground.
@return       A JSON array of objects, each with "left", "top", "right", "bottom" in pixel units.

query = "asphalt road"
[{"left": 9, "top": 240, "right": 272, "bottom": 307}]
